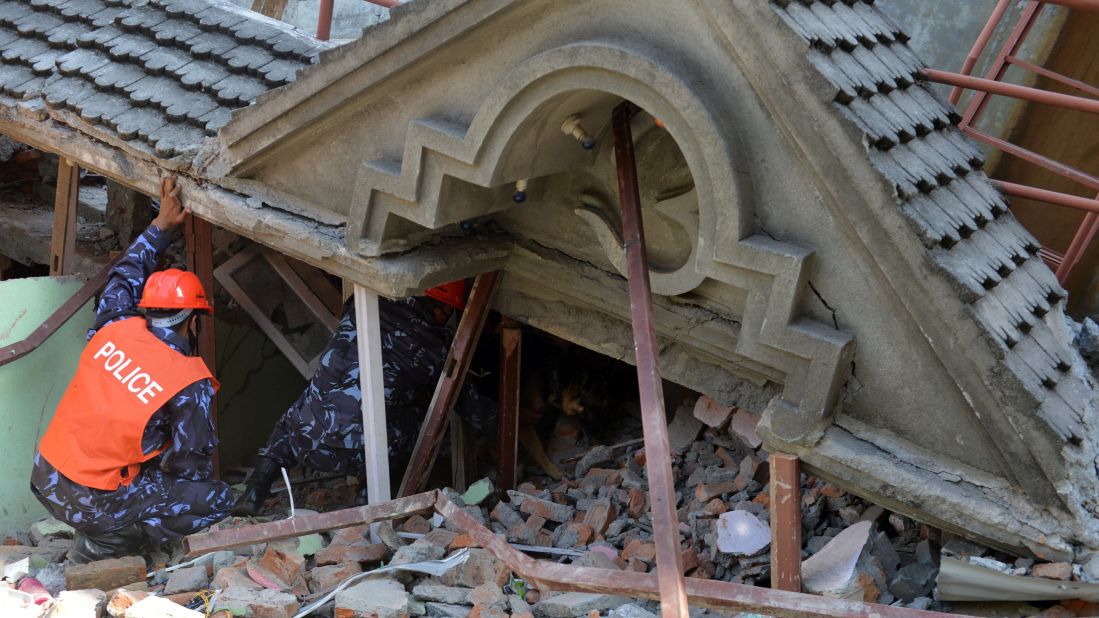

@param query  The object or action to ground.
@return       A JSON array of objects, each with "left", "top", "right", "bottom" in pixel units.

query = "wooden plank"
[
  {"left": 497, "top": 316, "right": 521, "bottom": 491},
  {"left": 186, "top": 215, "right": 219, "bottom": 474},
  {"left": 770, "top": 452, "right": 802, "bottom": 592},
  {"left": 287, "top": 255, "right": 343, "bottom": 317},
  {"left": 263, "top": 249, "right": 339, "bottom": 332},
  {"left": 398, "top": 271, "right": 499, "bottom": 497},
  {"left": 49, "top": 157, "right": 79, "bottom": 276},
  {"left": 214, "top": 246, "right": 314, "bottom": 378},
  {"left": 354, "top": 285, "right": 391, "bottom": 512}
]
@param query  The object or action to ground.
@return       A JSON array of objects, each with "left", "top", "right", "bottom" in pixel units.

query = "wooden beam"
[
  {"left": 398, "top": 271, "right": 500, "bottom": 497},
  {"left": 49, "top": 157, "right": 79, "bottom": 276},
  {"left": 186, "top": 214, "right": 219, "bottom": 474},
  {"left": 354, "top": 285, "right": 391, "bottom": 510},
  {"left": 263, "top": 249, "right": 339, "bottom": 332},
  {"left": 770, "top": 452, "right": 802, "bottom": 592},
  {"left": 497, "top": 316, "right": 521, "bottom": 491}
]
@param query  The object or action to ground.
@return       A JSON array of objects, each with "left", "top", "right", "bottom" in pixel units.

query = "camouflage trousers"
[{"left": 30, "top": 453, "right": 233, "bottom": 544}]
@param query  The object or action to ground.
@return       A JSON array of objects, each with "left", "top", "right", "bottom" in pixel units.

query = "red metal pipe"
[
  {"left": 923, "top": 68, "right": 1099, "bottom": 115},
  {"left": 497, "top": 317, "right": 521, "bottom": 492},
  {"left": 612, "top": 102, "right": 690, "bottom": 617},
  {"left": 950, "top": 0, "right": 1013, "bottom": 105},
  {"left": 365, "top": 0, "right": 399, "bottom": 7},
  {"left": 1056, "top": 210, "right": 1099, "bottom": 282},
  {"left": 992, "top": 179, "right": 1099, "bottom": 214},
  {"left": 1006, "top": 56, "right": 1099, "bottom": 99},
  {"left": 962, "top": 1, "right": 1043, "bottom": 127},
  {"left": 316, "top": 0, "right": 334, "bottom": 40},
  {"left": 963, "top": 127, "right": 1099, "bottom": 193},
  {"left": 1041, "top": 0, "right": 1099, "bottom": 10}
]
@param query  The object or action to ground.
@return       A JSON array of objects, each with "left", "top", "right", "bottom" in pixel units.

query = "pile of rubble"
[{"left": 7, "top": 394, "right": 1099, "bottom": 617}]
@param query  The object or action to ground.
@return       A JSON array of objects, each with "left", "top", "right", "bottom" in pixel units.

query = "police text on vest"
[{"left": 93, "top": 342, "right": 164, "bottom": 404}]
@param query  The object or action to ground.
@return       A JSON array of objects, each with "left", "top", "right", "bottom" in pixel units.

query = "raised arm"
[{"left": 91, "top": 177, "right": 190, "bottom": 333}]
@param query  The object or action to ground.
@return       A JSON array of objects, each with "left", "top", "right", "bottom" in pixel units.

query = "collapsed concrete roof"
[{"left": 2, "top": 0, "right": 1098, "bottom": 562}]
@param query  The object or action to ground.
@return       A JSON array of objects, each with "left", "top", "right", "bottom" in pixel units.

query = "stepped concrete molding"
[{"left": 1, "top": 0, "right": 1097, "bottom": 561}]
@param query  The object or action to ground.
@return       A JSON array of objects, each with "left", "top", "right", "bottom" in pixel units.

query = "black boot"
[
  {"left": 68, "top": 527, "right": 146, "bottom": 564},
  {"left": 233, "top": 456, "right": 281, "bottom": 516}
]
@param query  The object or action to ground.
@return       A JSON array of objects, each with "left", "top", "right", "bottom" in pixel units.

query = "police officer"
[
  {"left": 30, "top": 177, "right": 233, "bottom": 563},
  {"left": 233, "top": 285, "right": 496, "bottom": 516}
]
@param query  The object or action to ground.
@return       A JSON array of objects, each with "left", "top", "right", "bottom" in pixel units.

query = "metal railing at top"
[{"left": 922, "top": 0, "right": 1099, "bottom": 284}]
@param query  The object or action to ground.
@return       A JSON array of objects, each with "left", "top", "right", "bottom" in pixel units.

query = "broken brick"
[
  {"left": 695, "top": 480, "right": 736, "bottom": 503},
  {"left": 582, "top": 499, "right": 616, "bottom": 536},
  {"left": 315, "top": 542, "right": 388, "bottom": 566},
  {"left": 1032, "top": 562, "right": 1072, "bottom": 581},
  {"left": 820, "top": 483, "right": 845, "bottom": 498},
  {"left": 440, "top": 548, "right": 507, "bottom": 588},
  {"left": 309, "top": 561, "right": 363, "bottom": 594},
  {"left": 330, "top": 525, "right": 371, "bottom": 546},
  {"left": 490, "top": 502, "right": 524, "bottom": 529},
  {"left": 701, "top": 498, "right": 727, "bottom": 516},
  {"left": 581, "top": 468, "right": 622, "bottom": 488},
  {"left": 399, "top": 514, "right": 432, "bottom": 535},
  {"left": 214, "top": 567, "right": 262, "bottom": 591},
  {"left": 448, "top": 533, "right": 478, "bottom": 550},
  {"left": 248, "top": 547, "right": 305, "bottom": 592},
  {"left": 728, "top": 409, "right": 762, "bottom": 449},
  {"left": 508, "top": 491, "right": 574, "bottom": 523},
  {"left": 715, "top": 447, "right": 736, "bottom": 469},
  {"left": 467, "top": 582, "right": 507, "bottom": 609},
  {"left": 627, "top": 488, "right": 648, "bottom": 519},
  {"left": 512, "top": 515, "right": 548, "bottom": 545},
  {"left": 335, "top": 577, "right": 409, "bottom": 618},
  {"left": 213, "top": 587, "right": 300, "bottom": 618},
  {"left": 693, "top": 395, "right": 734, "bottom": 427},
  {"left": 65, "top": 556, "right": 145, "bottom": 592}
]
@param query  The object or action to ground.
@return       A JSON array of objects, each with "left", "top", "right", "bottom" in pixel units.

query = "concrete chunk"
[
  {"left": 532, "top": 592, "right": 629, "bottom": 617},
  {"left": 335, "top": 577, "right": 410, "bottom": 618}
]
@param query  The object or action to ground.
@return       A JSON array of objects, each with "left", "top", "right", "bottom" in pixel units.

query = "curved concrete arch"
[{"left": 347, "top": 39, "right": 854, "bottom": 444}]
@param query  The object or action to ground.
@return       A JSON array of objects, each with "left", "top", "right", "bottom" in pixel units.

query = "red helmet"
[
  {"left": 138, "top": 269, "right": 213, "bottom": 314},
  {"left": 425, "top": 280, "right": 467, "bottom": 310}
]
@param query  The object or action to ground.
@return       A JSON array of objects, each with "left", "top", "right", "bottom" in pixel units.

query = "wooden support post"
[
  {"left": 354, "top": 285, "right": 391, "bottom": 509},
  {"left": 185, "top": 215, "right": 219, "bottom": 474},
  {"left": 612, "top": 102, "right": 689, "bottom": 618},
  {"left": 49, "top": 157, "right": 79, "bottom": 276},
  {"left": 497, "top": 316, "right": 521, "bottom": 491},
  {"left": 449, "top": 416, "right": 475, "bottom": 491},
  {"left": 770, "top": 452, "right": 802, "bottom": 592},
  {"left": 398, "top": 271, "right": 500, "bottom": 497}
]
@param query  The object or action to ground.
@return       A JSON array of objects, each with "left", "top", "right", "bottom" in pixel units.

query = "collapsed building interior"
[{"left": 3, "top": 0, "right": 1099, "bottom": 616}]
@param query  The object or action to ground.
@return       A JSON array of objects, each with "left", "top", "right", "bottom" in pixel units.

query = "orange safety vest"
[{"left": 39, "top": 317, "right": 217, "bottom": 491}]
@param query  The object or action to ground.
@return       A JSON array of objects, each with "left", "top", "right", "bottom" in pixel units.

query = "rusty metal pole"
[
  {"left": 497, "top": 316, "right": 521, "bottom": 491},
  {"left": 185, "top": 215, "right": 220, "bottom": 475},
  {"left": 50, "top": 157, "right": 79, "bottom": 277},
  {"left": 316, "top": 0, "right": 334, "bottom": 40},
  {"left": 770, "top": 453, "right": 802, "bottom": 592},
  {"left": 612, "top": 101, "right": 689, "bottom": 617},
  {"left": 397, "top": 271, "right": 500, "bottom": 497}
]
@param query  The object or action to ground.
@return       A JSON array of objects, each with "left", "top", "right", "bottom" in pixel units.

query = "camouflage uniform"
[
  {"left": 29, "top": 225, "right": 232, "bottom": 543},
  {"left": 260, "top": 296, "right": 496, "bottom": 478}
]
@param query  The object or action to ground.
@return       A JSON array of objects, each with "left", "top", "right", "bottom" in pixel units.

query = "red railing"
[{"left": 922, "top": 0, "right": 1099, "bottom": 284}]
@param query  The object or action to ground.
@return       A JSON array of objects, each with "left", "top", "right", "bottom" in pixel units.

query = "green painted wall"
[{"left": 0, "top": 276, "right": 93, "bottom": 536}]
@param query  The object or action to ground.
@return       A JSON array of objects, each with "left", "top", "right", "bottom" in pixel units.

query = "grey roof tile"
[{"left": 0, "top": 0, "right": 321, "bottom": 158}]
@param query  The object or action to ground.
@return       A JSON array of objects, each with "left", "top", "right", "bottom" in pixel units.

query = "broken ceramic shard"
[{"left": 715, "top": 511, "right": 771, "bottom": 556}]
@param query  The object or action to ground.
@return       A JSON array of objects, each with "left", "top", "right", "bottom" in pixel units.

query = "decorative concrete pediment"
[{"left": 3, "top": 0, "right": 1099, "bottom": 561}]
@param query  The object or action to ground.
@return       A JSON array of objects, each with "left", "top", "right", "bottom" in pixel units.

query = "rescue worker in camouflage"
[
  {"left": 233, "top": 292, "right": 496, "bottom": 516},
  {"left": 30, "top": 177, "right": 232, "bottom": 563}
]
